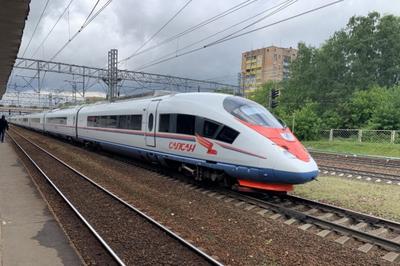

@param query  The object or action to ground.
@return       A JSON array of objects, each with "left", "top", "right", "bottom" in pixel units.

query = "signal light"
[
  {"left": 271, "top": 100, "right": 279, "bottom": 108},
  {"left": 271, "top": 89, "right": 280, "bottom": 98},
  {"left": 270, "top": 89, "right": 280, "bottom": 109}
]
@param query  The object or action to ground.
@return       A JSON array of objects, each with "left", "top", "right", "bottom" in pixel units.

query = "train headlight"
[{"left": 280, "top": 132, "right": 295, "bottom": 141}]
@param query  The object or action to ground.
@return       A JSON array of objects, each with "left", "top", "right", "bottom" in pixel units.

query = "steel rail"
[
  {"left": 313, "top": 154, "right": 400, "bottom": 169},
  {"left": 7, "top": 132, "right": 127, "bottom": 266},
  {"left": 284, "top": 194, "right": 400, "bottom": 232},
  {"left": 309, "top": 149, "right": 400, "bottom": 161},
  {"left": 9, "top": 129, "right": 223, "bottom": 266},
  {"left": 318, "top": 165, "right": 400, "bottom": 182},
  {"left": 229, "top": 192, "right": 400, "bottom": 252}
]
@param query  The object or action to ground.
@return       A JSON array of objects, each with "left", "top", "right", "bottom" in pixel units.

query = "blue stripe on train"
[{"left": 81, "top": 135, "right": 318, "bottom": 184}]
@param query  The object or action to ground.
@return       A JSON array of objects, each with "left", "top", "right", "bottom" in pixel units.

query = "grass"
[
  {"left": 291, "top": 176, "right": 400, "bottom": 222},
  {"left": 303, "top": 140, "right": 400, "bottom": 157}
]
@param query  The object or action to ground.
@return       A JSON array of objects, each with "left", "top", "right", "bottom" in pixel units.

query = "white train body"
[{"left": 10, "top": 93, "right": 318, "bottom": 192}]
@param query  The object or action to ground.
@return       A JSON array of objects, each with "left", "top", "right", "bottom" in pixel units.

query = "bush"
[{"left": 293, "top": 103, "right": 321, "bottom": 141}]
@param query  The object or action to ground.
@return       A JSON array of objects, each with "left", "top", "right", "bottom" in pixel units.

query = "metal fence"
[{"left": 319, "top": 129, "right": 400, "bottom": 144}]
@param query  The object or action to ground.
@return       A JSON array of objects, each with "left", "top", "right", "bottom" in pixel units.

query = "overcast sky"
[{"left": 12, "top": 0, "right": 400, "bottom": 93}]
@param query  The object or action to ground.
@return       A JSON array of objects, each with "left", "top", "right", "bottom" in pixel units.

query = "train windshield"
[{"left": 223, "top": 96, "right": 283, "bottom": 128}]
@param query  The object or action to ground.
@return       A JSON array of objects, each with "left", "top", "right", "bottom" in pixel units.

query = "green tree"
[
  {"left": 292, "top": 102, "right": 321, "bottom": 141},
  {"left": 320, "top": 110, "right": 342, "bottom": 129},
  {"left": 281, "top": 12, "right": 400, "bottom": 128},
  {"left": 247, "top": 81, "right": 278, "bottom": 108},
  {"left": 368, "top": 86, "right": 400, "bottom": 129},
  {"left": 341, "top": 86, "right": 389, "bottom": 128}
]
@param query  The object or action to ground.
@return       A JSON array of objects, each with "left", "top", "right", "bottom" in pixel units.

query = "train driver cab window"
[
  {"left": 203, "top": 120, "right": 220, "bottom": 138},
  {"left": 216, "top": 126, "right": 239, "bottom": 144},
  {"left": 223, "top": 96, "right": 283, "bottom": 128}
]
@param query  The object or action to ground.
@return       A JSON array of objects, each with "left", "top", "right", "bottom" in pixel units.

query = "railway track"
[
  {"left": 210, "top": 190, "right": 400, "bottom": 263},
  {"left": 318, "top": 165, "right": 400, "bottom": 185},
  {"left": 311, "top": 150, "right": 400, "bottom": 169},
  {"left": 8, "top": 130, "right": 222, "bottom": 266},
  {"left": 89, "top": 140, "right": 400, "bottom": 262},
  {"left": 10, "top": 126, "right": 400, "bottom": 263},
  {"left": 310, "top": 151, "right": 400, "bottom": 184}
]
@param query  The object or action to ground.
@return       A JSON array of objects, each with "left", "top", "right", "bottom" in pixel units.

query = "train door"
[{"left": 145, "top": 100, "right": 161, "bottom": 147}]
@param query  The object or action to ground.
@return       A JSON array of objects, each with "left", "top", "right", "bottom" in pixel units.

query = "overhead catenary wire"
[
  {"left": 135, "top": 0, "right": 344, "bottom": 71},
  {"left": 135, "top": 0, "right": 296, "bottom": 70},
  {"left": 119, "top": 0, "right": 260, "bottom": 63},
  {"left": 209, "top": 0, "right": 345, "bottom": 46},
  {"left": 82, "top": 0, "right": 101, "bottom": 26},
  {"left": 49, "top": 0, "right": 113, "bottom": 61},
  {"left": 31, "top": 0, "right": 76, "bottom": 58},
  {"left": 16, "top": 0, "right": 113, "bottom": 92},
  {"left": 127, "top": 0, "right": 194, "bottom": 60},
  {"left": 21, "top": 0, "right": 51, "bottom": 58}
]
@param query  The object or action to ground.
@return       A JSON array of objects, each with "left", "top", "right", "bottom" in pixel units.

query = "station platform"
[{"left": 0, "top": 139, "right": 82, "bottom": 265}]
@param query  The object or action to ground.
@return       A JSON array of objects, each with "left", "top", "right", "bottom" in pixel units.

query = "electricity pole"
[{"left": 108, "top": 49, "right": 118, "bottom": 101}]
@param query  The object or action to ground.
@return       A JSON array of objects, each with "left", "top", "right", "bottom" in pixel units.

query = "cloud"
[{"left": 13, "top": 0, "right": 400, "bottom": 93}]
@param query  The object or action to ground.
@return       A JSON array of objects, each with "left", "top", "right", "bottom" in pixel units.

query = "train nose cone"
[{"left": 273, "top": 168, "right": 319, "bottom": 184}]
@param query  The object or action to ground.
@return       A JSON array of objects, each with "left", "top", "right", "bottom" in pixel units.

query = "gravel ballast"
[
  {"left": 10, "top": 127, "right": 393, "bottom": 265},
  {"left": 10, "top": 132, "right": 211, "bottom": 266}
]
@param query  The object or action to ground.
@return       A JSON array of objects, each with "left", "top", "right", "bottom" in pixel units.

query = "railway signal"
[{"left": 269, "top": 88, "right": 280, "bottom": 109}]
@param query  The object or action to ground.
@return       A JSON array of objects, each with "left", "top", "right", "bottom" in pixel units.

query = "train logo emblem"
[
  {"left": 195, "top": 134, "right": 217, "bottom": 155},
  {"left": 168, "top": 142, "right": 196, "bottom": 152}
]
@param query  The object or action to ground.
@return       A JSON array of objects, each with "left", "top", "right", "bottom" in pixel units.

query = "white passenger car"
[{"left": 10, "top": 93, "right": 319, "bottom": 192}]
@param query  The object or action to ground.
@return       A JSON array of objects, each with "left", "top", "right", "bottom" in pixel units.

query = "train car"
[
  {"left": 44, "top": 107, "right": 80, "bottom": 139},
  {"left": 9, "top": 114, "right": 28, "bottom": 127},
  {"left": 18, "top": 115, "right": 29, "bottom": 127},
  {"left": 11, "top": 93, "right": 319, "bottom": 192},
  {"left": 28, "top": 112, "right": 45, "bottom": 131}
]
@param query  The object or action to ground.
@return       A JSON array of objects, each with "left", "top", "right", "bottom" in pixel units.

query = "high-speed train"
[{"left": 10, "top": 92, "right": 318, "bottom": 192}]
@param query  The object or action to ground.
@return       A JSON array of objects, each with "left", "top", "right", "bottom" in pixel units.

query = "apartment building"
[{"left": 240, "top": 46, "right": 298, "bottom": 92}]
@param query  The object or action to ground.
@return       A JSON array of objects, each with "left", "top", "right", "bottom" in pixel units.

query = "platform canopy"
[{"left": 0, "top": 0, "right": 30, "bottom": 98}]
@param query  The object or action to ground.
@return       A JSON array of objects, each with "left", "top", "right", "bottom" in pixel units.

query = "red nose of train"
[{"left": 240, "top": 120, "right": 310, "bottom": 162}]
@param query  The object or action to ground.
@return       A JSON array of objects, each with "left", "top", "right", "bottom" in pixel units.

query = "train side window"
[
  {"left": 203, "top": 120, "right": 220, "bottom": 138},
  {"left": 176, "top": 114, "right": 195, "bottom": 135},
  {"left": 47, "top": 117, "right": 67, "bottom": 125},
  {"left": 87, "top": 116, "right": 96, "bottom": 127},
  {"left": 159, "top": 114, "right": 170, "bottom": 132},
  {"left": 216, "top": 126, "right": 239, "bottom": 144},
  {"left": 130, "top": 115, "right": 142, "bottom": 130},
  {"left": 107, "top": 116, "right": 118, "bottom": 128},
  {"left": 99, "top": 116, "right": 108, "bottom": 127},
  {"left": 118, "top": 115, "right": 127, "bottom": 129}
]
